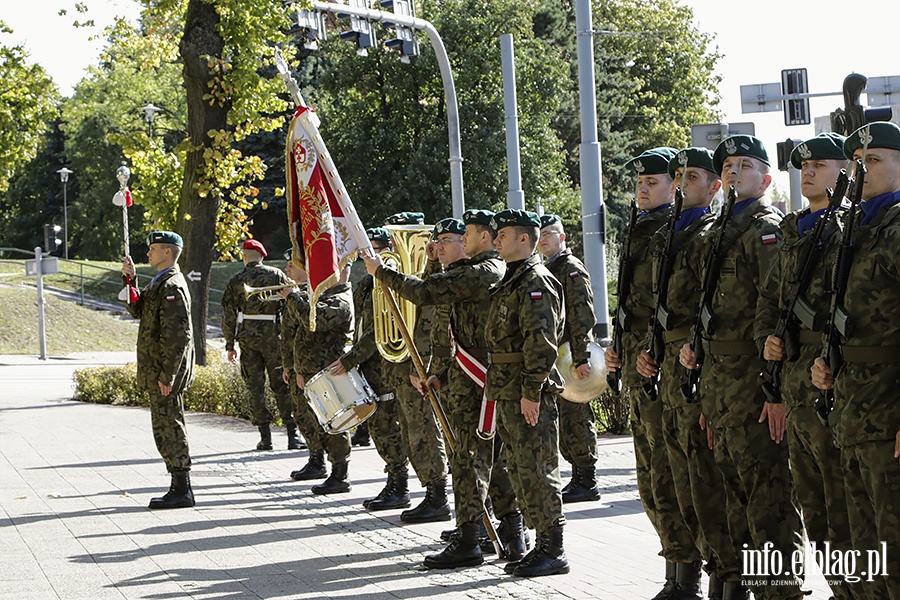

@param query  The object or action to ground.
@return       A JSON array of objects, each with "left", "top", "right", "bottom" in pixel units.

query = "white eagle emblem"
[
  {"left": 859, "top": 126, "right": 873, "bottom": 147},
  {"left": 798, "top": 144, "right": 811, "bottom": 160},
  {"left": 633, "top": 159, "right": 645, "bottom": 173},
  {"left": 724, "top": 138, "right": 737, "bottom": 155},
  {"left": 677, "top": 151, "right": 688, "bottom": 166}
]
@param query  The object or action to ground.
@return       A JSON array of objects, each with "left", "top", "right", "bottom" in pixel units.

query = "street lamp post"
[
  {"left": 56, "top": 167, "right": 73, "bottom": 259},
  {"left": 141, "top": 103, "right": 162, "bottom": 138}
]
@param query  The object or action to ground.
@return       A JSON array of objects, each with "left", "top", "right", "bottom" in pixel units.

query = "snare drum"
[{"left": 305, "top": 366, "right": 378, "bottom": 434}]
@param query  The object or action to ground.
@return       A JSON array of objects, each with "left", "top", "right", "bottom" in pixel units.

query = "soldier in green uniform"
[
  {"left": 122, "top": 231, "right": 195, "bottom": 509},
  {"left": 221, "top": 239, "right": 300, "bottom": 451},
  {"left": 537, "top": 214, "right": 600, "bottom": 504},
  {"left": 756, "top": 133, "right": 863, "bottom": 600},
  {"left": 605, "top": 147, "right": 702, "bottom": 597},
  {"left": 680, "top": 135, "right": 804, "bottom": 600},
  {"left": 812, "top": 122, "right": 900, "bottom": 600},
  {"left": 636, "top": 148, "right": 740, "bottom": 599}
]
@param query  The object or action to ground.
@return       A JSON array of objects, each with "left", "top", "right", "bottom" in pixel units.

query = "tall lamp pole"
[
  {"left": 141, "top": 103, "right": 161, "bottom": 138},
  {"left": 56, "top": 167, "right": 73, "bottom": 259}
]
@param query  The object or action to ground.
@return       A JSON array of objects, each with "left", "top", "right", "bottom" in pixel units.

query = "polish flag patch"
[
  {"left": 166, "top": 295, "right": 177, "bottom": 302},
  {"left": 569, "top": 271, "right": 580, "bottom": 278},
  {"left": 530, "top": 291, "right": 543, "bottom": 300},
  {"left": 761, "top": 234, "right": 777, "bottom": 245}
]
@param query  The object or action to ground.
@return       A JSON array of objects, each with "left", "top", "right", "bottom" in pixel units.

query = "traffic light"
[
  {"left": 380, "top": 0, "right": 418, "bottom": 62},
  {"left": 339, "top": 0, "right": 377, "bottom": 56},
  {"left": 43, "top": 224, "right": 62, "bottom": 255},
  {"left": 830, "top": 73, "right": 893, "bottom": 136}
]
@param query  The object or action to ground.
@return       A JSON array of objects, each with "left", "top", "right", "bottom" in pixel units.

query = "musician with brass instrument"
[
  {"left": 537, "top": 214, "right": 601, "bottom": 504},
  {"left": 221, "top": 239, "right": 300, "bottom": 451}
]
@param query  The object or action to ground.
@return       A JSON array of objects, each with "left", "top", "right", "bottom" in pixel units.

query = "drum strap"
[{"left": 449, "top": 322, "right": 495, "bottom": 440}]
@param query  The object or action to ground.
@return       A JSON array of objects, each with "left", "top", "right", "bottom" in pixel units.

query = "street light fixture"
[
  {"left": 141, "top": 103, "right": 162, "bottom": 137},
  {"left": 56, "top": 167, "right": 73, "bottom": 259}
]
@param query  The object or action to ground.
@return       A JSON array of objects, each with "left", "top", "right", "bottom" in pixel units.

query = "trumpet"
[{"left": 243, "top": 281, "right": 297, "bottom": 301}]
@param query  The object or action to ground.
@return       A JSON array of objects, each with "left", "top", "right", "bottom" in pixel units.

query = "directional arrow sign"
[{"left": 187, "top": 270, "right": 202, "bottom": 282}]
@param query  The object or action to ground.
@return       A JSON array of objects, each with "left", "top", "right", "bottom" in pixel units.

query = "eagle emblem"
[
  {"left": 724, "top": 138, "right": 737, "bottom": 155},
  {"left": 677, "top": 151, "right": 688, "bottom": 166},
  {"left": 859, "top": 126, "right": 873, "bottom": 147},
  {"left": 633, "top": 159, "right": 645, "bottom": 173},
  {"left": 798, "top": 144, "right": 811, "bottom": 160}
]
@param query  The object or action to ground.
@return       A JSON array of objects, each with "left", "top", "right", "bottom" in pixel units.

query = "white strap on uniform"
[{"left": 237, "top": 311, "right": 276, "bottom": 323}]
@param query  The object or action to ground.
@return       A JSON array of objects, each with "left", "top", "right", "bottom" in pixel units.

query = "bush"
[{"left": 592, "top": 388, "right": 631, "bottom": 435}]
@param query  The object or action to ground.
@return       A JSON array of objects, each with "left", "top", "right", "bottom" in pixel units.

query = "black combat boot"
[
  {"left": 442, "top": 522, "right": 488, "bottom": 542},
  {"left": 256, "top": 424, "right": 273, "bottom": 451},
  {"left": 286, "top": 423, "right": 306, "bottom": 450},
  {"left": 512, "top": 524, "right": 569, "bottom": 577},
  {"left": 562, "top": 464, "right": 601, "bottom": 504},
  {"left": 400, "top": 479, "right": 452, "bottom": 523},
  {"left": 350, "top": 422, "right": 370, "bottom": 446},
  {"left": 365, "top": 471, "right": 411, "bottom": 511},
  {"left": 423, "top": 521, "right": 484, "bottom": 569},
  {"left": 497, "top": 512, "right": 527, "bottom": 561},
  {"left": 721, "top": 581, "right": 749, "bottom": 600},
  {"left": 148, "top": 471, "right": 195, "bottom": 509},
  {"left": 291, "top": 449, "right": 327, "bottom": 481},
  {"left": 707, "top": 572, "right": 724, "bottom": 600},
  {"left": 651, "top": 561, "right": 679, "bottom": 600},
  {"left": 561, "top": 465, "right": 581, "bottom": 495},
  {"left": 670, "top": 561, "right": 703, "bottom": 600},
  {"left": 311, "top": 461, "right": 351, "bottom": 494}
]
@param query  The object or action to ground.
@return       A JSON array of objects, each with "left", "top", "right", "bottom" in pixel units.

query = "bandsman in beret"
[{"left": 384, "top": 212, "right": 425, "bottom": 225}]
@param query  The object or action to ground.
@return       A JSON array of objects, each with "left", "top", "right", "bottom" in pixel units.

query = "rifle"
[
  {"left": 759, "top": 170, "right": 849, "bottom": 403},
  {"left": 641, "top": 188, "right": 684, "bottom": 401},
  {"left": 680, "top": 184, "right": 738, "bottom": 402},
  {"left": 816, "top": 160, "right": 865, "bottom": 425},
  {"left": 607, "top": 198, "right": 640, "bottom": 395}
]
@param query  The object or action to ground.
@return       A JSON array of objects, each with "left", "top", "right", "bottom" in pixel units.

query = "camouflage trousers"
[
  {"left": 393, "top": 378, "right": 448, "bottom": 486},
  {"left": 663, "top": 403, "right": 739, "bottom": 578},
  {"left": 149, "top": 387, "right": 191, "bottom": 473},
  {"left": 292, "top": 375, "right": 351, "bottom": 465},
  {"left": 367, "top": 396, "right": 409, "bottom": 475},
  {"left": 238, "top": 338, "right": 294, "bottom": 426},
  {"left": 288, "top": 379, "right": 323, "bottom": 453},
  {"left": 558, "top": 397, "right": 598, "bottom": 468},
  {"left": 631, "top": 386, "right": 701, "bottom": 562},
  {"left": 840, "top": 440, "right": 900, "bottom": 600},
  {"left": 787, "top": 405, "right": 861, "bottom": 600},
  {"left": 496, "top": 392, "right": 564, "bottom": 534}
]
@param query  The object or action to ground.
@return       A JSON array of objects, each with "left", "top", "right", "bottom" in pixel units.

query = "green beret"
[
  {"left": 433, "top": 218, "right": 465, "bottom": 237},
  {"left": 713, "top": 135, "right": 769, "bottom": 174},
  {"left": 539, "top": 214, "right": 562, "bottom": 229},
  {"left": 366, "top": 227, "right": 391, "bottom": 243},
  {"left": 490, "top": 209, "right": 541, "bottom": 231},
  {"left": 626, "top": 147, "right": 678, "bottom": 176},
  {"left": 384, "top": 212, "right": 425, "bottom": 225},
  {"left": 668, "top": 147, "right": 717, "bottom": 179},
  {"left": 147, "top": 230, "right": 183, "bottom": 247},
  {"left": 790, "top": 133, "right": 847, "bottom": 168},
  {"left": 843, "top": 122, "right": 900, "bottom": 160},
  {"left": 462, "top": 209, "right": 494, "bottom": 227}
]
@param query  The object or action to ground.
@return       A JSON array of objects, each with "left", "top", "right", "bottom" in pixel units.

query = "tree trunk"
[{"left": 178, "top": 0, "right": 228, "bottom": 365}]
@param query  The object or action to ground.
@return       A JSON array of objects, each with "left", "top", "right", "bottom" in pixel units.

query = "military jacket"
[
  {"left": 832, "top": 202, "right": 900, "bottom": 446},
  {"left": 292, "top": 282, "right": 354, "bottom": 378},
  {"left": 755, "top": 209, "right": 842, "bottom": 408},
  {"left": 280, "top": 286, "right": 309, "bottom": 378},
  {"left": 221, "top": 261, "right": 289, "bottom": 350},
  {"left": 615, "top": 206, "right": 673, "bottom": 390},
  {"left": 486, "top": 254, "right": 564, "bottom": 402},
  {"left": 125, "top": 265, "right": 194, "bottom": 392},
  {"left": 546, "top": 248, "right": 595, "bottom": 365}
]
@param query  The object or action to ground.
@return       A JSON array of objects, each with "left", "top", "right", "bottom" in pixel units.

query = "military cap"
[
  {"left": 790, "top": 133, "right": 847, "bottom": 168},
  {"left": 668, "top": 147, "right": 717, "bottom": 179},
  {"left": 843, "top": 121, "right": 900, "bottom": 159},
  {"left": 490, "top": 208, "right": 541, "bottom": 231},
  {"left": 242, "top": 238, "right": 267, "bottom": 258},
  {"left": 433, "top": 218, "right": 465, "bottom": 237},
  {"left": 384, "top": 212, "right": 425, "bottom": 225},
  {"left": 366, "top": 227, "right": 391, "bottom": 243},
  {"left": 282, "top": 247, "right": 293, "bottom": 262},
  {"left": 713, "top": 135, "right": 770, "bottom": 174},
  {"left": 462, "top": 209, "right": 495, "bottom": 227},
  {"left": 147, "top": 230, "right": 183, "bottom": 247},
  {"left": 625, "top": 147, "right": 678, "bottom": 176},
  {"left": 539, "top": 214, "right": 562, "bottom": 229}
]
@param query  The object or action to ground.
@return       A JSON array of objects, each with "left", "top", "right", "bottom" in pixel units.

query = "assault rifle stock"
[{"left": 608, "top": 198, "right": 640, "bottom": 395}]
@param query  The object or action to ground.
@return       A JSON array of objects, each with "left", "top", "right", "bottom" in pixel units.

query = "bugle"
[{"left": 243, "top": 281, "right": 297, "bottom": 301}]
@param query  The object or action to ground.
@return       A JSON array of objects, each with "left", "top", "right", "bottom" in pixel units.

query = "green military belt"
[
  {"left": 664, "top": 326, "right": 692, "bottom": 344},
  {"left": 841, "top": 345, "right": 900, "bottom": 363},
  {"left": 798, "top": 330, "right": 821, "bottom": 346},
  {"left": 488, "top": 351, "right": 524, "bottom": 364},
  {"left": 701, "top": 339, "right": 757, "bottom": 356}
]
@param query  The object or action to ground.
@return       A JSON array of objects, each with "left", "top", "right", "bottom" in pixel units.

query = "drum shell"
[{"left": 305, "top": 366, "right": 378, "bottom": 433}]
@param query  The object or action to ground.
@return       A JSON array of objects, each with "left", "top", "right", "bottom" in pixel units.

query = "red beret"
[{"left": 242, "top": 239, "right": 267, "bottom": 257}]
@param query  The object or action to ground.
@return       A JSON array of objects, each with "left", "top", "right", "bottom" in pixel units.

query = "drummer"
[{"left": 537, "top": 215, "right": 601, "bottom": 503}]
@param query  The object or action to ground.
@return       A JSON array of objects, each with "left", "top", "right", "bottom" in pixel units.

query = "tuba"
[{"left": 373, "top": 224, "right": 432, "bottom": 363}]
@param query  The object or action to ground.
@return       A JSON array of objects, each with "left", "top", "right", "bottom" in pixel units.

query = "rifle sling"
[{"left": 663, "top": 327, "right": 692, "bottom": 344}]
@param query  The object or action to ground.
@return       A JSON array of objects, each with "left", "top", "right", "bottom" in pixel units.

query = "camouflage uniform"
[
  {"left": 377, "top": 251, "right": 518, "bottom": 525},
  {"left": 290, "top": 282, "right": 354, "bottom": 464},
  {"left": 125, "top": 264, "right": 194, "bottom": 473},
  {"left": 281, "top": 287, "right": 324, "bottom": 454},
  {"left": 221, "top": 262, "right": 294, "bottom": 427},
  {"left": 545, "top": 249, "right": 598, "bottom": 473},
  {"left": 692, "top": 198, "right": 804, "bottom": 599},
  {"left": 485, "top": 253, "right": 564, "bottom": 534},
  {"left": 756, "top": 209, "right": 860, "bottom": 600},
  {"left": 829, "top": 200, "right": 900, "bottom": 600}
]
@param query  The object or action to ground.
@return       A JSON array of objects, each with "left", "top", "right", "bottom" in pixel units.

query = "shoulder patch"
[
  {"left": 568, "top": 271, "right": 580, "bottom": 278},
  {"left": 166, "top": 295, "right": 177, "bottom": 302},
  {"left": 530, "top": 291, "right": 543, "bottom": 300},
  {"left": 761, "top": 233, "right": 777, "bottom": 245}
]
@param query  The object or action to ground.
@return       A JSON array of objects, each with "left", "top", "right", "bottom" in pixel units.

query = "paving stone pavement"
[{"left": 0, "top": 353, "right": 834, "bottom": 599}]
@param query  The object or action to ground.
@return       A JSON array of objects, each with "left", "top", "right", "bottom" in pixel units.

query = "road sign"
[
  {"left": 865, "top": 76, "right": 900, "bottom": 107},
  {"left": 782, "top": 68, "right": 810, "bottom": 126},
  {"left": 187, "top": 270, "right": 202, "bottom": 282},
  {"left": 741, "top": 83, "right": 781, "bottom": 114},
  {"left": 25, "top": 257, "right": 58, "bottom": 276},
  {"left": 690, "top": 122, "right": 756, "bottom": 151}
]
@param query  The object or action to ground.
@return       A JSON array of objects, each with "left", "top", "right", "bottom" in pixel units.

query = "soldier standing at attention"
[
  {"left": 221, "top": 239, "right": 301, "bottom": 451},
  {"left": 537, "top": 214, "right": 600, "bottom": 504},
  {"left": 681, "top": 135, "right": 804, "bottom": 600},
  {"left": 812, "top": 122, "right": 900, "bottom": 599},
  {"left": 122, "top": 231, "right": 195, "bottom": 509},
  {"left": 756, "top": 133, "right": 863, "bottom": 600},
  {"left": 605, "top": 147, "right": 701, "bottom": 597}
]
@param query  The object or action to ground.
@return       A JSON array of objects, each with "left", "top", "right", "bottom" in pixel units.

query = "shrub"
[{"left": 592, "top": 388, "right": 631, "bottom": 435}]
